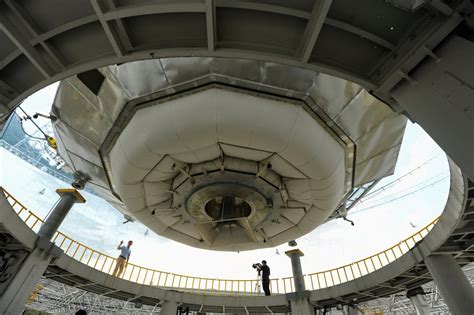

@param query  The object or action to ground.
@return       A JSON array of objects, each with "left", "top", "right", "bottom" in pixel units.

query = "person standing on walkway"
[
  {"left": 112, "top": 240, "right": 132, "bottom": 277},
  {"left": 260, "top": 260, "right": 271, "bottom": 296}
]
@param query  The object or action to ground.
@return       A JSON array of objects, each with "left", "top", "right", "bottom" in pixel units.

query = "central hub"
[
  {"left": 186, "top": 180, "right": 272, "bottom": 226},
  {"left": 204, "top": 196, "right": 252, "bottom": 222},
  {"left": 205, "top": 196, "right": 251, "bottom": 221}
]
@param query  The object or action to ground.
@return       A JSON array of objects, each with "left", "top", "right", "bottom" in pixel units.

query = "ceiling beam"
[
  {"left": 205, "top": 0, "right": 216, "bottom": 52},
  {"left": 325, "top": 18, "right": 395, "bottom": 50},
  {"left": 4, "top": 0, "right": 66, "bottom": 69},
  {"left": 106, "top": 0, "right": 133, "bottom": 51},
  {"left": 0, "top": 79, "right": 18, "bottom": 102},
  {"left": 103, "top": 1, "right": 206, "bottom": 21},
  {"left": 91, "top": 0, "right": 126, "bottom": 57},
  {"left": 373, "top": 7, "right": 464, "bottom": 99},
  {"left": 0, "top": 11, "right": 54, "bottom": 78},
  {"left": 0, "top": 93, "right": 11, "bottom": 104},
  {"left": 216, "top": 0, "right": 311, "bottom": 19},
  {"left": 298, "top": 0, "right": 333, "bottom": 63}
]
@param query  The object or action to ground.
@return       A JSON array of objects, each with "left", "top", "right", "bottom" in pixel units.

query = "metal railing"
[{"left": 1, "top": 187, "right": 438, "bottom": 296}]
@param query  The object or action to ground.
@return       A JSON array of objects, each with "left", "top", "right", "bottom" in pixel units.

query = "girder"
[{"left": 0, "top": 0, "right": 470, "bottom": 126}]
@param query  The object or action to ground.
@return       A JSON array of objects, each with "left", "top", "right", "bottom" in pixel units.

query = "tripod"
[{"left": 254, "top": 271, "right": 262, "bottom": 293}]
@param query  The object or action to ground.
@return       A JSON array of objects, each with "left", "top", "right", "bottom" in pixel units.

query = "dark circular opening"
[{"left": 205, "top": 196, "right": 252, "bottom": 221}]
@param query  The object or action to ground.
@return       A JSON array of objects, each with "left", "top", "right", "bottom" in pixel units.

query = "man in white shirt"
[{"left": 112, "top": 240, "right": 133, "bottom": 277}]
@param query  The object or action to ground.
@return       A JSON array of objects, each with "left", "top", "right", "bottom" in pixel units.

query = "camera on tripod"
[
  {"left": 252, "top": 263, "right": 263, "bottom": 276},
  {"left": 252, "top": 263, "right": 262, "bottom": 269}
]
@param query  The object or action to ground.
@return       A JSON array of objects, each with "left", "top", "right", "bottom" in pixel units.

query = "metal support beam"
[
  {"left": 106, "top": 0, "right": 133, "bottom": 51},
  {"left": 374, "top": 1, "right": 467, "bottom": 98},
  {"left": 0, "top": 10, "right": 54, "bottom": 78},
  {"left": 216, "top": 0, "right": 311, "bottom": 19},
  {"left": 91, "top": 0, "right": 126, "bottom": 57},
  {"left": 429, "top": 0, "right": 454, "bottom": 16},
  {"left": 0, "top": 79, "right": 18, "bottom": 102},
  {"left": 103, "top": 1, "right": 206, "bottom": 21},
  {"left": 298, "top": 0, "right": 333, "bottom": 63},
  {"left": 4, "top": 0, "right": 66, "bottom": 69},
  {"left": 325, "top": 18, "right": 395, "bottom": 50},
  {"left": 205, "top": 0, "right": 216, "bottom": 52}
]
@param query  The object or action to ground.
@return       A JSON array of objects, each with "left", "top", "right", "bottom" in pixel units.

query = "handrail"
[{"left": 1, "top": 187, "right": 439, "bottom": 296}]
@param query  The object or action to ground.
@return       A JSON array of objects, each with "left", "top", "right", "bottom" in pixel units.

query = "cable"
[
  {"left": 350, "top": 154, "right": 442, "bottom": 209},
  {"left": 17, "top": 105, "right": 49, "bottom": 138},
  {"left": 16, "top": 107, "right": 58, "bottom": 149},
  {"left": 43, "top": 194, "right": 63, "bottom": 221},
  {"left": 356, "top": 172, "right": 448, "bottom": 208},
  {"left": 17, "top": 113, "right": 47, "bottom": 141},
  {"left": 362, "top": 153, "right": 441, "bottom": 201},
  {"left": 351, "top": 175, "right": 448, "bottom": 214},
  {"left": 356, "top": 171, "right": 449, "bottom": 208}
]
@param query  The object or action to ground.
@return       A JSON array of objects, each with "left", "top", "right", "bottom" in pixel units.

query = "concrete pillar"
[
  {"left": 425, "top": 254, "right": 474, "bottom": 315},
  {"left": 38, "top": 189, "right": 85, "bottom": 240},
  {"left": 406, "top": 287, "right": 429, "bottom": 315},
  {"left": 347, "top": 305, "right": 360, "bottom": 315},
  {"left": 161, "top": 300, "right": 178, "bottom": 315},
  {"left": 290, "top": 297, "right": 314, "bottom": 315},
  {"left": 0, "top": 188, "right": 84, "bottom": 314},
  {"left": 0, "top": 247, "right": 54, "bottom": 314},
  {"left": 285, "top": 249, "right": 305, "bottom": 292},
  {"left": 286, "top": 249, "right": 313, "bottom": 315}
]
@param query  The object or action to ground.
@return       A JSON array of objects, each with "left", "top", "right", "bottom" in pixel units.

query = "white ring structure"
[{"left": 110, "top": 87, "right": 346, "bottom": 250}]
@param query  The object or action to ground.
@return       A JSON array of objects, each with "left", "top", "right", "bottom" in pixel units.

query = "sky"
[{"left": 0, "top": 83, "right": 449, "bottom": 280}]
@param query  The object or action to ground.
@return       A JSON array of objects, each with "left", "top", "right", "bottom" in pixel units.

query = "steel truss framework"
[
  {"left": 361, "top": 265, "right": 474, "bottom": 314},
  {"left": 27, "top": 278, "right": 161, "bottom": 315},
  {"left": 27, "top": 265, "right": 473, "bottom": 314}
]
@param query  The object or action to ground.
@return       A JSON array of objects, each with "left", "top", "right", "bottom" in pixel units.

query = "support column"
[
  {"left": 286, "top": 249, "right": 305, "bottom": 292},
  {"left": 347, "top": 304, "right": 360, "bottom": 315},
  {"left": 425, "top": 254, "right": 474, "bottom": 315},
  {"left": 406, "top": 287, "right": 430, "bottom": 315},
  {"left": 0, "top": 188, "right": 85, "bottom": 314},
  {"left": 38, "top": 189, "right": 85, "bottom": 240},
  {"left": 286, "top": 249, "right": 313, "bottom": 315},
  {"left": 160, "top": 300, "right": 178, "bottom": 315}
]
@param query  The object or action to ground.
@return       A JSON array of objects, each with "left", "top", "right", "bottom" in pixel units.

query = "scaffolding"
[
  {"left": 27, "top": 278, "right": 160, "bottom": 314},
  {"left": 360, "top": 265, "right": 474, "bottom": 314},
  {"left": 25, "top": 265, "right": 473, "bottom": 314}
]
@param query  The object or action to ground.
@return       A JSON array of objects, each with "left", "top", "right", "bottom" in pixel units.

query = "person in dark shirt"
[{"left": 259, "top": 260, "right": 271, "bottom": 296}]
